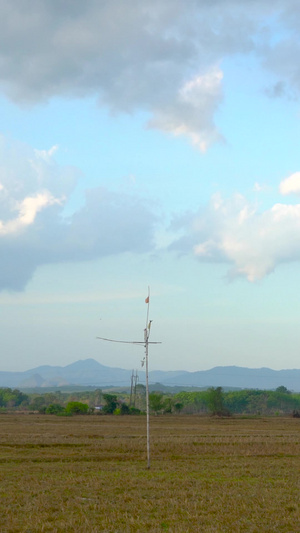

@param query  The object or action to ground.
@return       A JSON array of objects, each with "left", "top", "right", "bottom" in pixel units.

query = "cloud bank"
[
  {"left": 0, "top": 136, "right": 158, "bottom": 291},
  {"left": 1, "top": 135, "right": 300, "bottom": 290},
  {"left": 0, "top": 0, "right": 298, "bottom": 149}
]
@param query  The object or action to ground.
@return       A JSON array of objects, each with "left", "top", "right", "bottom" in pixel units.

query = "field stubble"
[{"left": 0, "top": 415, "right": 300, "bottom": 532}]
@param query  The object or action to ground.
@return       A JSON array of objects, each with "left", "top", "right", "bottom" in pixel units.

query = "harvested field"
[{"left": 1, "top": 414, "right": 300, "bottom": 532}]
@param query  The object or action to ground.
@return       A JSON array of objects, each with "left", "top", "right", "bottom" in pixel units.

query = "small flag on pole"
[{"left": 145, "top": 296, "right": 149, "bottom": 304}]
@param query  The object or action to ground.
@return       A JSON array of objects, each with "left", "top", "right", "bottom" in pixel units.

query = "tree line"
[
  {"left": 1, "top": 385, "right": 300, "bottom": 416},
  {"left": 173, "top": 386, "right": 300, "bottom": 416}
]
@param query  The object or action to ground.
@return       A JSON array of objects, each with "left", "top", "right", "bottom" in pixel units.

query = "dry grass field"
[{"left": 0, "top": 414, "right": 300, "bottom": 532}]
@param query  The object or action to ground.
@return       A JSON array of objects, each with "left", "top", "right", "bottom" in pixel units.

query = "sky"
[{"left": 1, "top": 0, "right": 300, "bottom": 373}]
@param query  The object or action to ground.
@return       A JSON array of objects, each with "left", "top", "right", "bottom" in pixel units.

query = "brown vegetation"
[{"left": 1, "top": 414, "right": 300, "bottom": 531}]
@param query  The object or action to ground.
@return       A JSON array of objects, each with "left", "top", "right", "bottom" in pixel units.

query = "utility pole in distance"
[
  {"left": 97, "top": 287, "right": 161, "bottom": 469},
  {"left": 130, "top": 370, "right": 139, "bottom": 407},
  {"left": 130, "top": 370, "right": 134, "bottom": 406},
  {"left": 133, "top": 371, "right": 139, "bottom": 408}
]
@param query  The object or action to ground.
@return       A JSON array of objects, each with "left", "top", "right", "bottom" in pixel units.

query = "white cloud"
[
  {"left": 279, "top": 171, "right": 300, "bottom": 195},
  {"left": 170, "top": 191, "right": 300, "bottom": 282},
  {"left": 253, "top": 182, "right": 266, "bottom": 192},
  {"left": 34, "top": 145, "right": 58, "bottom": 162},
  {"left": 148, "top": 68, "right": 223, "bottom": 151},
  {"left": 0, "top": 135, "right": 158, "bottom": 291},
  {"left": 0, "top": 191, "right": 61, "bottom": 235}
]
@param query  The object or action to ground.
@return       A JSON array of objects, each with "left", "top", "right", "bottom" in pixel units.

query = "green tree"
[
  {"left": 92, "top": 389, "right": 103, "bottom": 407},
  {"left": 0, "top": 388, "right": 28, "bottom": 408},
  {"left": 225, "top": 390, "right": 251, "bottom": 414},
  {"left": 65, "top": 401, "right": 88, "bottom": 415},
  {"left": 276, "top": 385, "right": 291, "bottom": 394},
  {"left": 120, "top": 403, "right": 130, "bottom": 415},
  {"left": 129, "top": 406, "right": 141, "bottom": 415},
  {"left": 206, "top": 387, "right": 230, "bottom": 416},
  {"left": 163, "top": 397, "right": 173, "bottom": 414},
  {"left": 149, "top": 392, "right": 164, "bottom": 414},
  {"left": 30, "top": 396, "right": 47, "bottom": 412},
  {"left": 174, "top": 391, "right": 208, "bottom": 414},
  {"left": 174, "top": 402, "right": 184, "bottom": 414},
  {"left": 103, "top": 394, "right": 118, "bottom": 414},
  {"left": 45, "top": 404, "right": 65, "bottom": 415}
]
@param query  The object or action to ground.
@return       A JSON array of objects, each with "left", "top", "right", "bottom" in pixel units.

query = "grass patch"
[{"left": 1, "top": 415, "right": 300, "bottom": 531}]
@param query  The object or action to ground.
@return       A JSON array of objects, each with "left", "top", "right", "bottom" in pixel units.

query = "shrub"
[
  {"left": 45, "top": 404, "right": 65, "bottom": 415},
  {"left": 65, "top": 401, "right": 89, "bottom": 415},
  {"left": 129, "top": 406, "right": 141, "bottom": 415}
]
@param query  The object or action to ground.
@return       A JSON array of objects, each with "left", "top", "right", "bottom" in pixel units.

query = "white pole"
[
  {"left": 145, "top": 286, "right": 150, "bottom": 469},
  {"left": 96, "top": 286, "right": 161, "bottom": 470},
  {"left": 145, "top": 334, "right": 150, "bottom": 469}
]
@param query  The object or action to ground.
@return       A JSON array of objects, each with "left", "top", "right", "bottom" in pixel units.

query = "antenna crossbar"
[{"left": 96, "top": 336, "right": 161, "bottom": 345}]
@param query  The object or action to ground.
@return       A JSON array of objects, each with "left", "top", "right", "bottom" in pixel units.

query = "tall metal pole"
[
  {"left": 145, "top": 331, "right": 150, "bottom": 468},
  {"left": 145, "top": 287, "right": 150, "bottom": 469},
  {"left": 96, "top": 286, "right": 161, "bottom": 469}
]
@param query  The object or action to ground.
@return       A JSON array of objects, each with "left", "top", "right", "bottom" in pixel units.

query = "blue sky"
[{"left": 1, "top": 0, "right": 300, "bottom": 373}]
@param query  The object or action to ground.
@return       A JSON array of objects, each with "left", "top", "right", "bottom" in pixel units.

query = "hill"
[{"left": 1, "top": 359, "right": 300, "bottom": 391}]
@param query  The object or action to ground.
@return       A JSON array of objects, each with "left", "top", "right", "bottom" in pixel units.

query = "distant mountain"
[
  {"left": 15, "top": 359, "right": 132, "bottom": 388},
  {"left": 0, "top": 359, "right": 300, "bottom": 391},
  {"left": 164, "top": 366, "right": 300, "bottom": 391}
]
